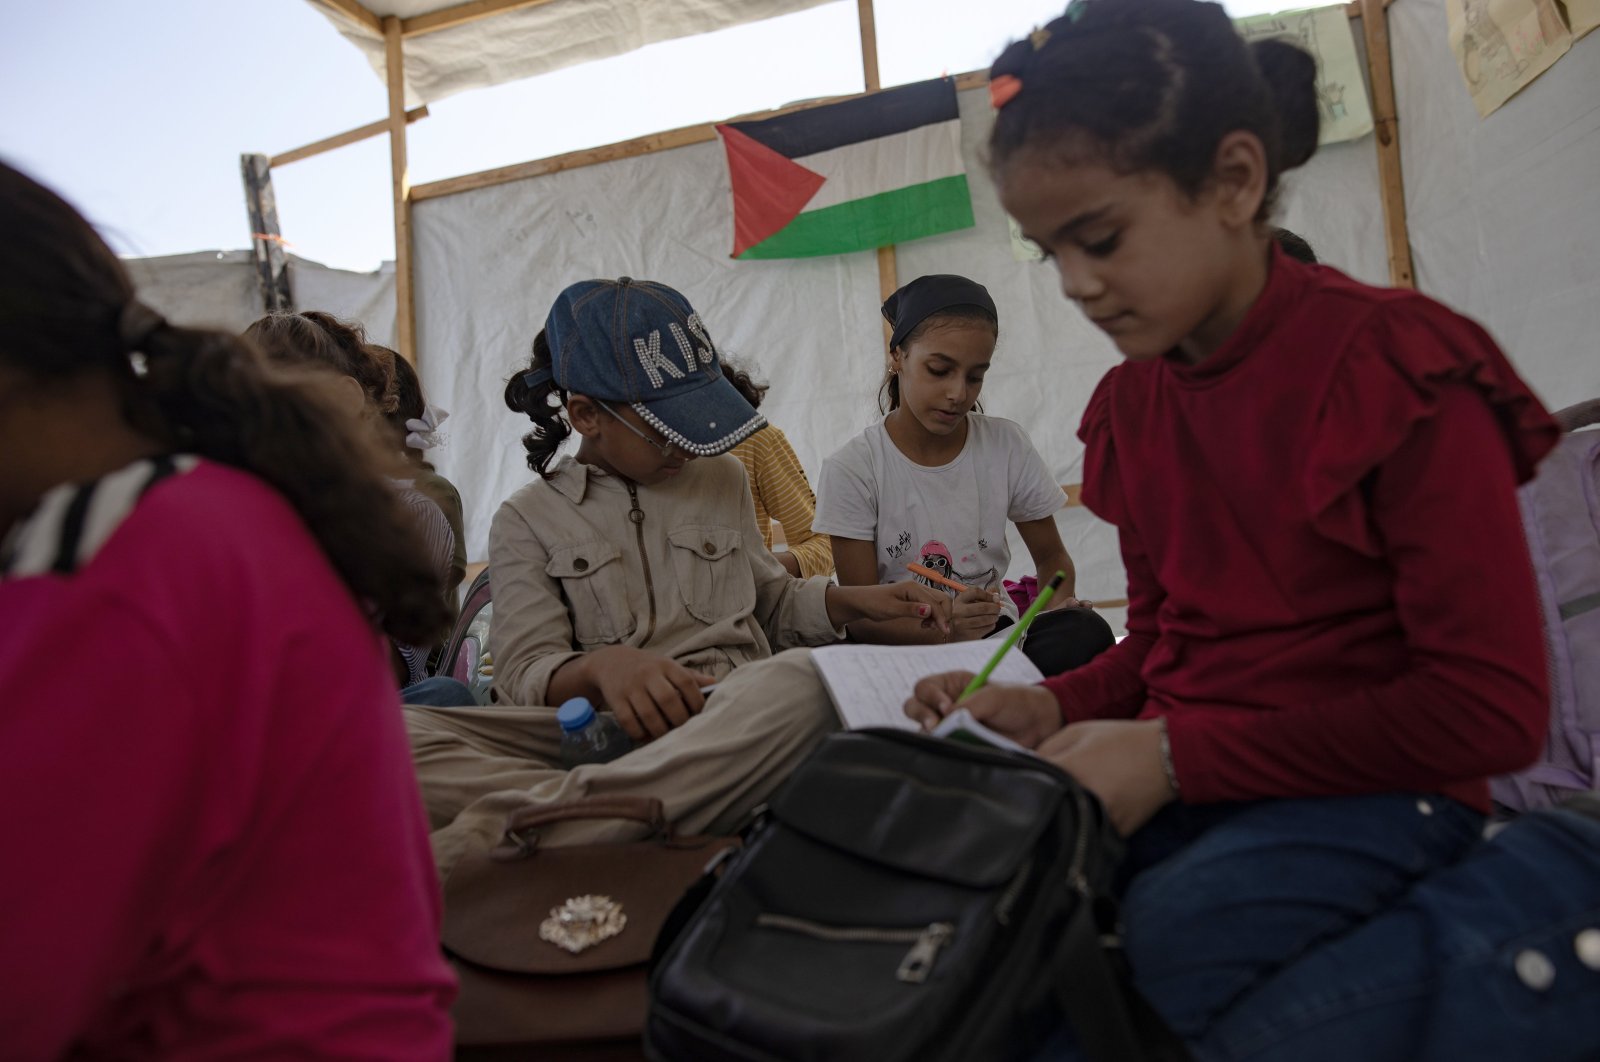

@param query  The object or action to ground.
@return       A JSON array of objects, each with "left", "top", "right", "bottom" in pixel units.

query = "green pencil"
[{"left": 957, "top": 570, "right": 1066, "bottom": 702}]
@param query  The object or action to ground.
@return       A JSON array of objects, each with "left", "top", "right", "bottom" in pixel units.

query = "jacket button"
[
  {"left": 574, "top": 558, "right": 589, "bottom": 572},
  {"left": 702, "top": 542, "right": 715, "bottom": 556},
  {"left": 1576, "top": 929, "right": 1600, "bottom": 971},
  {"left": 1514, "top": 949, "right": 1556, "bottom": 991}
]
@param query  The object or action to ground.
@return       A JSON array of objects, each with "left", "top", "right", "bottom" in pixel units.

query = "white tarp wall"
[
  {"left": 127, "top": 251, "right": 398, "bottom": 347},
  {"left": 406, "top": 4, "right": 1595, "bottom": 634},
  {"left": 1394, "top": 0, "right": 1599, "bottom": 408},
  {"left": 411, "top": 81, "right": 1389, "bottom": 635}
]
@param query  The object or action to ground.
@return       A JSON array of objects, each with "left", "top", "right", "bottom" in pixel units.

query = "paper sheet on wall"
[
  {"left": 1447, "top": 0, "right": 1572, "bottom": 115},
  {"left": 1235, "top": 5, "right": 1376, "bottom": 145},
  {"left": 1559, "top": 0, "right": 1600, "bottom": 38},
  {"left": 812, "top": 642, "right": 1046, "bottom": 731}
]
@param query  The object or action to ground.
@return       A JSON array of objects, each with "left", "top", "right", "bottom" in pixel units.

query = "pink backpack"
[{"left": 1493, "top": 428, "right": 1600, "bottom": 813}]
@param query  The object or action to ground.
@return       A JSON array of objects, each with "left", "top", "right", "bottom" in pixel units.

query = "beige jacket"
[{"left": 487, "top": 453, "right": 841, "bottom": 706}]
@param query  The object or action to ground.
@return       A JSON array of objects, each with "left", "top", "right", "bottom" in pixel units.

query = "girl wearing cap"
[
  {"left": 404, "top": 277, "right": 951, "bottom": 874},
  {"left": 814, "top": 274, "right": 1111, "bottom": 672}
]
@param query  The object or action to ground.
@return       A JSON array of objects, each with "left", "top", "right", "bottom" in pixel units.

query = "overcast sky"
[{"left": 0, "top": 0, "right": 1284, "bottom": 273}]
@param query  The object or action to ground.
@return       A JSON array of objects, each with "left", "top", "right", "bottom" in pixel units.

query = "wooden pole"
[
  {"left": 317, "top": 0, "right": 382, "bottom": 35},
  {"left": 1357, "top": 0, "right": 1415, "bottom": 289},
  {"left": 240, "top": 153, "right": 293, "bottom": 313},
  {"left": 272, "top": 107, "right": 429, "bottom": 168},
  {"left": 384, "top": 16, "right": 418, "bottom": 364},
  {"left": 856, "top": 0, "right": 899, "bottom": 353},
  {"left": 403, "top": 0, "right": 560, "bottom": 37}
]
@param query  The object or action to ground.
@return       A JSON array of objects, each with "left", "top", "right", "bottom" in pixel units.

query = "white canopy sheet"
[{"left": 307, "top": 0, "right": 835, "bottom": 106}]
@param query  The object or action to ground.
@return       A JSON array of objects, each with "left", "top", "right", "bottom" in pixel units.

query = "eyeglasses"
[{"left": 593, "top": 398, "right": 681, "bottom": 460}]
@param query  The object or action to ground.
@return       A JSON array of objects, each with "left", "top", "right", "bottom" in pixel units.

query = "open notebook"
[{"left": 811, "top": 641, "right": 1044, "bottom": 755}]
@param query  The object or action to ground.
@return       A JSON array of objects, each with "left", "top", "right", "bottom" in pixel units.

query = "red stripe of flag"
[{"left": 716, "top": 123, "right": 826, "bottom": 258}]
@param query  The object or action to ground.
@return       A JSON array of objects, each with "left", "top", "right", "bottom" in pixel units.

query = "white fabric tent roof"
[{"left": 307, "top": 0, "right": 837, "bottom": 106}]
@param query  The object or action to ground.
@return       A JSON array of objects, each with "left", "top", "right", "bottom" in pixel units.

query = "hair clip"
[
  {"left": 404, "top": 403, "right": 449, "bottom": 451},
  {"left": 990, "top": 74, "right": 1023, "bottom": 109},
  {"left": 1064, "top": 0, "right": 1090, "bottom": 23},
  {"left": 520, "top": 367, "right": 554, "bottom": 390}
]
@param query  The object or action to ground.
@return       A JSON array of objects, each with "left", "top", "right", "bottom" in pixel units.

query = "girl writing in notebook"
[
  {"left": 905, "top": 1, "right": 1600, "bottom": 1056},
  {"left": 815, "top": 274, "right": 1111, "bottom": 673}
]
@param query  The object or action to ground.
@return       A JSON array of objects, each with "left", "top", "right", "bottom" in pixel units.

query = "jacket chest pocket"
[
  {"left": 668, "top": 526, "right": 753, "bottom": 625},
  {"left": 546, "top": 542, "right": 635, "bottom": 647}
]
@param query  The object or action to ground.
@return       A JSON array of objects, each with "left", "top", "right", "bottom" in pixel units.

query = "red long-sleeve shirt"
[{"left": 1045, "top": 249, "right": 1559, "bottom": 812}]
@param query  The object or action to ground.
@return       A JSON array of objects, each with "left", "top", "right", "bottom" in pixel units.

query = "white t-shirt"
[{"left": 813, "top": 414, "right": 1064, "bottom": 620}]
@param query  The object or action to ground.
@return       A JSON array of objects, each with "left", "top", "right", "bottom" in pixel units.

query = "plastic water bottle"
[{"left": 557, "top": 697, "right": 632, "bottom": 768}]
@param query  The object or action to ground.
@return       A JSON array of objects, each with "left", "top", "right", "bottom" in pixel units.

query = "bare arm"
[
  {"left": 1014, "top": 516, "right": 1078, "bottom": 606},
  {"left": 832, "top": 536, "right": 942, "bottom": 644},
  {"left": 1552, "top": 397, "right": 1600, "bottom": 432}
]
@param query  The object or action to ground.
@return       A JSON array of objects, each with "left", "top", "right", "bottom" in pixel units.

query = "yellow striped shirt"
[{"left": 730, "top": 425, "right": 834, "bottom": 579}]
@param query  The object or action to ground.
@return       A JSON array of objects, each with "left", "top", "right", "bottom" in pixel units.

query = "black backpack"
[{"left": 646, "top": 728, "right": 1183, "bottom": 1062}]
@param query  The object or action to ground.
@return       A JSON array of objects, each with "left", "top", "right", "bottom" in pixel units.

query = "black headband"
[{"left": 881, "top": 274, "right": 997, "bottom": 350}]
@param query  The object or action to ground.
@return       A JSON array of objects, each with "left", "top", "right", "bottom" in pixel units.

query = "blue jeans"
[
  {"left": 401, "top": 675, "right": 478, "bottom": 707},
  {"left": 1036, "top": 795, "right": 1600, "bottom": 1060}
]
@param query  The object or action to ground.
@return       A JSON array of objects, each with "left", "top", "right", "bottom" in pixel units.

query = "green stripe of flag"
[{"left": 737, "top": 174, "right": 974, "bottom": 260}]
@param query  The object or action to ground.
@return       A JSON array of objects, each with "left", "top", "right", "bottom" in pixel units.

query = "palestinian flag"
[{"left": 717, "top": 78, "right": 973, "bottom": 260}]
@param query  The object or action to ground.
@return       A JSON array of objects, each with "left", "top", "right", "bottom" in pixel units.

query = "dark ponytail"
[
  {"left": 989, "top": 0, "right": 1320, "bottom": 218},
  {"left": 0, "top": 162, "right": 449, "bottom": 647},
  {"left": 504, "top": 329, "right": 571, "bottom": 478}
]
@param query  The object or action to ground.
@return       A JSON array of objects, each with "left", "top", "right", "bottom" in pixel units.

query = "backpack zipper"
[
  {"left": 1066, "top": 785, "right": 1093, "bottom": 899},
  {"left": 755, "top": 914, "right": 954, "bottom": 985},
  {"left": 625, "top": 482, "right": 657, "bottom": 645},
  {"left": 994, "top": 857, "right": 1032, "bottom": 927}
]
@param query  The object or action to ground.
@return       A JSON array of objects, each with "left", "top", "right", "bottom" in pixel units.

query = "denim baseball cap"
[{"left": 540, "top": 278, "right": 765, "bottom": 457}]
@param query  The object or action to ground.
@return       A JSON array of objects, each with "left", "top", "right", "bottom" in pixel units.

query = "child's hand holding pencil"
[{"left": 906, "top": 561, "right": 1003, "bottom": 641}]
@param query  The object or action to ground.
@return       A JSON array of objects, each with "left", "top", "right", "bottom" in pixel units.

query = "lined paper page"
[{"left": 812, "top": 642, "right": 1045, "bottom": 731}]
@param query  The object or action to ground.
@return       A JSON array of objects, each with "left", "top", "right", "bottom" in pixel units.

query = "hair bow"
[{"left": 405, "top": 403, "right": 450, "bottom": 451}]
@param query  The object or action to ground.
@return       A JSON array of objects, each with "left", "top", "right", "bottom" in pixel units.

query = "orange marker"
[{"left": 906, "top": 561, "right": 972, "bottom": 595}]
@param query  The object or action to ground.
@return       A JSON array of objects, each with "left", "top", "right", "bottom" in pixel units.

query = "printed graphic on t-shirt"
[{"left": 908, "top": 538, "right": 998, "bottom": 594}]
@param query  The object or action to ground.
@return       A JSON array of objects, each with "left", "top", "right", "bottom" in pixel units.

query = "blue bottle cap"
[{"left": 557, "top": 697, "right": 597, "bottom": 732}]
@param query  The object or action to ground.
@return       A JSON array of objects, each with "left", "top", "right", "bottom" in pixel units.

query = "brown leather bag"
[{"left": 441, "top": 796, "right": 739, "bottom": 1061}]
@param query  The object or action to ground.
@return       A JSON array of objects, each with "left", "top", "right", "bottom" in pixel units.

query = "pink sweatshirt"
[{"left": 0, "top": 457, "right": 455, "bottom": 1060}]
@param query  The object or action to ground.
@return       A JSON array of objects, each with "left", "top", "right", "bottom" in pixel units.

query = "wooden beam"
[
  {"left": 403, "top": 0, "right": 559, "bottom": 37},
  {"left": 856, "top": 0, "right": 900, "bottom": 353},
  {"left": 272, "top": 107, "right": 429, "bottom": 168},
  {"left": 1357, "top": 0, "right": 1415, "bottom": 288},
  {"left": 413, "top": 69, "right": 994, "bottom": 203},
  {"left": 385, "top": 16, "right": 418, "bottom": 364},
  {"left": 240, "top": 153, "right": 293, "bottom": 313},
  {"left": 856, "top": 0, "right": 882, "bottom": 93},
  {"left": 316, "top": 0, "right": 382, "bottom": 35},
  {"left": 1344, "top": 0, "right": 1395, "bottom": 17}
]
